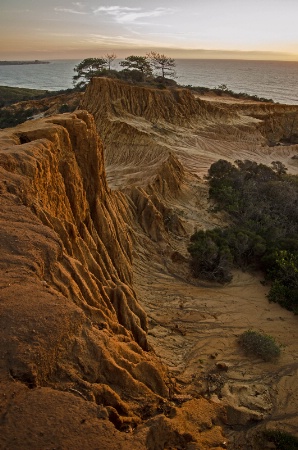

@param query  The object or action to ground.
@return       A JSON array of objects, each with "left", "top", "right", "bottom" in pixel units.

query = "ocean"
[{"left": 0, "top": 59, "right": 298, "bottom": 105}]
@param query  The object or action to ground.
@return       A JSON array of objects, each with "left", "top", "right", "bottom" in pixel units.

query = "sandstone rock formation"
[
  {"left": 81, "top": 78, "right": 298, "bottom": 448},
  {"left": 2, "top": 77, "right": 298, "bottom": 449},
  {"left": 0, "top": 111, "right": 226, "bottom": 449}
]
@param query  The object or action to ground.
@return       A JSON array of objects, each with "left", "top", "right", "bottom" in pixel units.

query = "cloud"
[
  {"left": 54, "top": 7, "right": 87, "bottom": 15},
  {"left": 94, "top": 6, "right": 141, "bottom": 13},
  {"left": 94, "top": 6, "right": 174, "bottom": 24},
  {"left": 84, "top": 32, "right": 166, "bottom": 48}
]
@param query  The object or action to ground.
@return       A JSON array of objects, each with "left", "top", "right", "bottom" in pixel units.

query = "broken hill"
[
  {"left": 0, "top": 110, "right": 226, "bottom": 449},
  {"left": 1, "top": 77, "right": 298, "bottom": 449},
  {"left": 81, "top": 78, "right": 298, "bottom": 447}
]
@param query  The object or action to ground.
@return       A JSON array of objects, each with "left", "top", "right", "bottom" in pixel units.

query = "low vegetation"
[
  {"left": 72, "top": 53, "right": 176, "bottom": 88},
  {"left": 185, "top": 84, "right": 274, "bottom": 103},
  {"left": 0, "top": 85, "right": 82, "bottom": 107},
  {"left": 0, "top": 85, "right": 82, "bottom": 129},
  {"left": 239, "top": 330, "right": 281, "bottom": 361},
  {"left": 0, "top": 107, "right": 41, "bottom": 128},
  {"left": 0, "top": 86, "right": 47, "bottom": 107},
  {"left": 188, "top": 159, "right": 298, "bottom": 312},
  {"left": 262, "top": 430, "right": 298, "bottom": 449}
]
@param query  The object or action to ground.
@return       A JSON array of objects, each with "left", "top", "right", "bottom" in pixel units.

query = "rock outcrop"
[
  {"left": 4, "top": 78, "right": 298, "bottom": 448},
  {"left": 0, "top": 111, "right": 167, "bottom": 445},
  {"left": 82, "top": 78, "right": 298, "bottom": 184},
  {"left": 0, "top": 111, "right": 227, "bottom": 449},
  {"left": 80, "top": 77, "right": 298, "bottom": 448}
]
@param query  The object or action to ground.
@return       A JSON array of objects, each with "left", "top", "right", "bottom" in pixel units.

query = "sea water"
[{"left": 0, "top": 59, "right": 298, "bottom": 105}]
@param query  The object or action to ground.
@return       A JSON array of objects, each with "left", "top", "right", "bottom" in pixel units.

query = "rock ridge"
[{"left": 0, "top": 111, "right": 173, "bottom": 447}]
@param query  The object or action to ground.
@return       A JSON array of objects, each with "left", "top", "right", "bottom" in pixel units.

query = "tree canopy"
[
  {"left": 73, "top": 52, "right": 177, "bottom": 87},
  {"left": 119, "top": 56, "right": 152, "bottom": 81},
  {"left": 147, "top": 52, "right": 176, "bottom": 79},
  {"left": 105, "top": 53, "right": 117, "bottom": 70},
  {"left": 73, "top": 57, "right": 108, "bottom": 88}
]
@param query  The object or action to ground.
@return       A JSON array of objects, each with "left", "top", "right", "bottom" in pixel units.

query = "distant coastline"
[{"left": 0, "top": 60, "right": 50, "bottom": 66}]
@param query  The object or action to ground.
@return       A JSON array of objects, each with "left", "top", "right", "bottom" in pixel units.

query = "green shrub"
[
  {"left": 188, "top": 158, "right": 298, "bottom": 310},
  {"left": 239, "top": 330, "right": 281, "bottom": 361},
  {"left": 188, "top": 229, "right": 233, "bottom": 282},
  {"left": 0, "top": 107, "right": 38, "bottom": 128},
  {"left": 58, "top": 103, "right": 71, "bottom": 113},
  {"left": 267, "top": 251, "right": 298, "bottom": 313},
  {"left": 263, "top": 430, "right": 298, "bottom": 450},
  {"left": 0, "top": 85, "right": 47, "bottom": 106},
  {"left": 188, "top": 226, "right": 267, "bottom": 282}
]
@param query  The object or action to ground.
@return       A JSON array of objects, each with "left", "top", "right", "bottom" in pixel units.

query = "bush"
[
  {"left": 267, "top": 251, "right": 298, "bottom": 313},
  {"left": 188, "top": 226, "right": 266, "bottom": 282},
  {"left": 239, "top": 330, "right": 281, "bottom": 361},
  {"left": 0, "top": 107, "right": 38, "bottom": 128},
  {"left": 0, "top": 85, "right": 47, "bottom": 106},
  {"left": 263, "top": 430, "right": 298, "bottom": 450},
  {"left": 188, "top": 159, "right": 298, "bottom": 310},
  {"left": 188, "top": 229, "right": 233, "bottom": 283},
  {"left": 58, "top": 103, "right": 79, "bottom": 114}
]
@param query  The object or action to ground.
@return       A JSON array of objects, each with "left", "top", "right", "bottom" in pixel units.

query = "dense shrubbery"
[
  {"left": 262, "top": 430, "right": 298, "bottom": 449},
  {"left": 188, "top": 159, "right": 298, "bottom": 312},
  {"left": 0, "top": 107, "right": 39, "bottom": 128},
  {"left": 0, "top": 86, "right": 47, "bottom": 107},
  {"left": 184, "top": 84, "right": 274, "bottom": 103},
  {"left": 0, "top": 85, "right": 82, "bottom": 129},
  {"left": 238, "top": 330, "right": 280, "bottom": 361},
  {"left": 189, "top": 227, "right": 266, "bottom": 282}
]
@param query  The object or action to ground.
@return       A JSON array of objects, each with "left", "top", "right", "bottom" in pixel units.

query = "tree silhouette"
[
  {"left": 120, "top": 56, "right": 152, "bottom": 81},
  {"left": 147, "top": 52, "right": 176, "bottom": 79},
  {"left": 105, "top": 53, "right": 117, "bottom": 70},
  {"left": 73, "top": 57, "right": 107, "bottom": 88}
]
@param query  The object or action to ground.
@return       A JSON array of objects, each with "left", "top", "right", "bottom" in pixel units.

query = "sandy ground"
[{"left": 134, "top": 255, "right": 298, "bottom": 447}]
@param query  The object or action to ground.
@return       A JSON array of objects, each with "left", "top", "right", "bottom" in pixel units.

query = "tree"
[
  {"left": 105, "top": 53, "right": 117, "bottom": 70},
  {"left": 271, "top": 160, "right": 287, "bottom": 175},
  {"left": 217, "top": 84, "right": 229, "bottom": 91},
  {"left": 147, "top": 52, "right": 176, "bottom": 79},
  {"left": 188, "top": 230, "right": 233, "bottom": 282},
  {"left": 268, "top": 250, "right": 298, "bottom": 311},
  {"left": 119, "top": 56, "right": 152, "bottom": 81},
  {"left": 73, "top": 57, "right": 108, "bottom": 88}
]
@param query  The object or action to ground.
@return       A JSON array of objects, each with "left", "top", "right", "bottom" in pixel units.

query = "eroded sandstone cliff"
[
  {"left": 82, "top": 78, "right": 298, "bottom": 185},
  {"left": 2, "top": 77, "right": 298, "bottom": 449},
  {"left": 80, "top": 78, "right": 298, "bottom": 448},
  {"left": 0, "top": 111, "right": 226, "bottom": 449}
]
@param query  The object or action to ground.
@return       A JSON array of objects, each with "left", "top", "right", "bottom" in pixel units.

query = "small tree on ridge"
[
  {"left": 120, "top": 56, "right": 152, "bottom": 81},
  {"left": 147, "top": 52, "right": 176, "bottom": 79},
  {"left": 105, "top": 53, "right": 117, "bottom": 70},
  {"left": 73, "top": 57, "right": 108, "bottom": 88}
]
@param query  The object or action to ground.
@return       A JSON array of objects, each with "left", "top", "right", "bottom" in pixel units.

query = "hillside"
[
  {"left": 0, "top": 85, "right": 48, "bottom": 106},
  {"left": 1, "top": 78, "right": 298, "bottom": 449}
]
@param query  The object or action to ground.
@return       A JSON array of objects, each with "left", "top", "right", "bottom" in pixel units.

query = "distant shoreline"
[{"left": 0, "top": 60, "right": 50, "bottom": 66}]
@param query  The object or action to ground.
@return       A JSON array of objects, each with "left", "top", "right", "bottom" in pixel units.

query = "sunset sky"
[{"left": 1, "top": 0, "right": 298, "bottom": 60}]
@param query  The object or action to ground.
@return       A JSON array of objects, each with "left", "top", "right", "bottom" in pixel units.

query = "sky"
[{"left": 1, "top": 0, "right": 298, "bottom": 61}]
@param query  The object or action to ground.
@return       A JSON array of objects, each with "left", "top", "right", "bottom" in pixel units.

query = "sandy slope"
[{"left": 131, "top": 172, "right": 298, "bottom": 447}]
